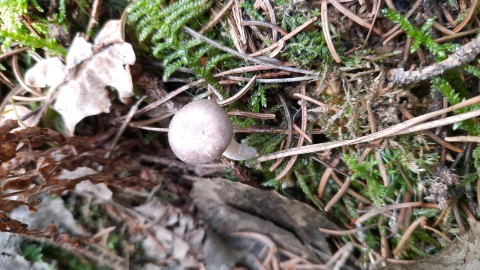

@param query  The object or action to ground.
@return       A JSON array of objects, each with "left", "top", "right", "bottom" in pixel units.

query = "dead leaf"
[
  {"left": 24, "top": 20, "right": 135, "bottom": 135},
  {"left": 75, "top": 180, "right": 112, "bottom": 203},
  {"left": 57, "top": 167, "right": 98, "bottom": 180},
  {"left": 66, "top": 34, "right": 93, "bottom": 70},
  {"left": 24, "top": 57, "right": 66, "bottom": 88},
  {"left": 10, "top": 196, "right": 80, "bottom": 234},
  {"left": 94, "top": 20, "right": 124, "bottom": 46}
]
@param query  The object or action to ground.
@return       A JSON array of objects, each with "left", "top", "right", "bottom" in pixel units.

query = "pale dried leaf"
[
  {"left": 24, "top": 57, "right": 66, "bottom": 88},
  {"left": 66, "top": 34, "right": 93, "bottom": 70},
  {"left": 57, "top": 167, "right": 98, "bottom": 180},
  {"left": 75, "top": 180, "right": 112, "bottom": 203},
  {"left": 94, "top": 20, "right": 124, "bottom": 46},
  {"left": 54, "top": 41, "right": 135, "bottom": 135},
  {"left": 10, "top": 196, "right": 80, "bottom": 234}
]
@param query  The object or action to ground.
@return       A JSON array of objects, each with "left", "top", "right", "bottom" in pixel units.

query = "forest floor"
[{"left": 1, "top": 0, "right": 480, "bottom": 269}]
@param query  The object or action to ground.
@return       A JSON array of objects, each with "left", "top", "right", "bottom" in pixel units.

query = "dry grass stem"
[
  {"left": 356, "top": 202, "right": 437, "bottom": 224},
  {"left": 183, "top": 26, "right": 316, "bottom": 75},
  {"left": 250, "top": 17, "right": 318, "bottom": 57},
  {"left": 318, "top": 224, "right": 376, "bottom": 235},
  {"left": 227, "top": 111, "right": 276, "bottom": 120},
  {"left": 317, "top": 158, "right": 339, "bottom": 198},
  {"left": 321, "top": 2, "right": 341, "bottom": 63},
  {"left": 218, "top": 75, "right": 256, "bottom": 106},
  {"left": 325, "top": 176, "right": 351, "bottom": 212},
  {"left": 392, "top": 216, "right": 427, "bottom": 257},
  {"left": 274, "top": 85, "right": 308, "bottom": 180},
  {"left": 453, "top": 0, "right": 480, "bottom": 32},
  {"left": 328, "top": 0, "right": 382, "bottom": 35},
  {"left": 200, "top": 0, "right": 234, "bottom": 34},
  {"left": 257, "top": 95, "right": 480, "bottom": 162}
]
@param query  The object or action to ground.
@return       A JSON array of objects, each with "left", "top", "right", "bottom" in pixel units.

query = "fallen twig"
[
  {"left": 257, "top": 95, "right": 480, "bottom": 162},
  {"left": 388, "top": 36, "right": 480, "bottom": 84}
]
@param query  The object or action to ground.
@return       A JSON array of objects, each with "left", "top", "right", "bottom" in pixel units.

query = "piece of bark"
[
  {"left": 383, "top": 218, "right": 480, "bottom": 270},
  {"left": 191, "top": 178, "right": 338, "bottom": 267}
]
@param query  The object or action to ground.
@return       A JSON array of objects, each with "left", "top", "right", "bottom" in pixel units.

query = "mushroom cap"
[{"left": 168, "top": 99, "right": 233, "bottom": 164}]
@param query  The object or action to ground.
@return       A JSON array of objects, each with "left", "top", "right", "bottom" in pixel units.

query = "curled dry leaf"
[
  {"left": 24, "top": 20, "right": 135, "bottom": 136},
  {"left": 24, "top": 57, "right": 66, "bottom": 88},
  {"left": 65, "top": 34, "right": 93, "bottom": 71}
]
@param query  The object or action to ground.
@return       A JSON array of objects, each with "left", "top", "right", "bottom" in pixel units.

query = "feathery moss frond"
[{"left": 128, "top": 0, "right": 238, "bottom": 81}]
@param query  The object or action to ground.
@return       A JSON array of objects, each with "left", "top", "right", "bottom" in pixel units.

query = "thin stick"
[
  {"left": 389, "top": 36, "right": 480, "bottom": 84},
  {"left": 293, "top": 93, "right": 334, "bottom": 111},
  {"left": 274, "top": 85, "right": 307, "bottom": 180},
  {"left": 421, "top": 224, "right": 452, "bottom": 243},
  {"left": 0, "top": 47, "right": 30, "bottom": 61},
  {"left": 445, "top": 136, "right": 480, "bottom": 143},
  {"left": 331, "top": 172, "right": 371, "bottom": 204},
  {"left": 435, "top": 28, "right": 480, "bottom": 43},
  {"left": 85, "top": 0, "right": 101, "bottom": 40},
  {"left": 250, "top": 17, "right": 318, "bottom": 57},
  {"left": 364, "top": 0, "right": 383, "bottom": 45},
  {"left": 242, "top": 20, "right": 288, "bottom": 36},
  {"left": 293, "top": 124, "right": 312, "bottom": 143},
  {"left": 329, "top": 0, "right": 383, "bottom": 35},
  {"left": 396, "top": 109, "right": 480, "bottom": 135},
  {"left": 225, "top": 76, "right": 317, "bottom": 83},
  {"left": 11, "top": 54, "right": 43, "bottom": 96},
  {"left": 318, "top": 224, "right": 376, "bottom": 235},
  {"left": 453, "top": 0, "right": 479, "bottom": 32},
  {"left": 200, "top": 0, "right": 234, "bottom": 34},
  {"left": 105, "top": 97, "right": 145, "bottom": 158},
  {"left": 269, "top": 95, "right": 292, "bottom": 172},
  {"left": 182, "top": 26, "right": 316, "bottom": 75},
  {"left": 134, "top": 79, "right": 205, "bottom": 116},
  {"left": 399, "top": 107, "right": 464, "bottom": 153},
  {"left": 261, "top": 0, "right": 278, "bottom": 42},
  {"left": 218, "top": 76, "right": 256, "bottom": 106},
  {"left": 227, "top": 111, "right": 276, "bottom": 120},
  {"left": 318, "top": 158, "right": 339, "bottom": 198},
  {"left": 356, "top": 202, "right": 437, "bottom": 224},
  {"left": 257, "top": 95, "right": 480, "bottom": 162}
]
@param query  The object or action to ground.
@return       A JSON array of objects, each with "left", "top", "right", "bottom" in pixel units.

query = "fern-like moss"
[
  {"left": 0, "top": 0, "right": 66, "bottom": 54},
  {"left": 128, "top": 0, "right": 238, "bottom": 82},
  {"left": 382, "top": 9, "right": 456, "bottom": 60}
]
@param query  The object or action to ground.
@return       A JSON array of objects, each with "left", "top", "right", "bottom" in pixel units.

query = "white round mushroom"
[{"left": 168, "top": 99, "right": 257, "bottom": 164}]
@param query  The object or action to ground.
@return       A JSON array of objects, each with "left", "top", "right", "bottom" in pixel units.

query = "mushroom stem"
[{"left": 222, "top": 138, "right": 257, "bottom": 161}]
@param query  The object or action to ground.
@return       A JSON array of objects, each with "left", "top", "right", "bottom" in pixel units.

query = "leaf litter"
[
  {"left": 2, "top": 1, "right": 480, "bottom": 269},
  {"left": 24, "top": 20, "right": 135, "bottom": 135}
]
